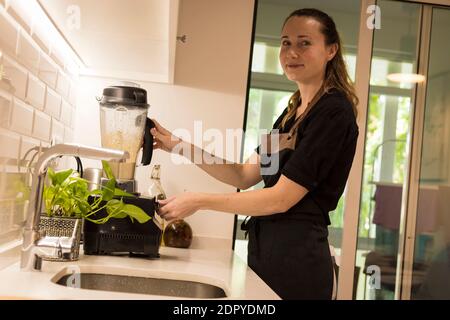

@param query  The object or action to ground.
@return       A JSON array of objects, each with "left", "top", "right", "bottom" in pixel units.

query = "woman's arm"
[
  {"left": 157, "top": 174, "right": 308, "bottom": 221},
  {"left": 178, "top": 141, "right": 262, "bottom": 190},
  {"left": 151, "top": 119, "right": 262, "bottom": 189}
]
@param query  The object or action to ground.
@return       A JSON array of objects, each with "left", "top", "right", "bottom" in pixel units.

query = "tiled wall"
[{"left": 0, "top": 4, "right": 78, "bottom": 245}]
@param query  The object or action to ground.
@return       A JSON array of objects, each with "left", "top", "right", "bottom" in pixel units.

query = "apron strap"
[{"left": 286, "top": 85, "right": 326, "bottom": 139}]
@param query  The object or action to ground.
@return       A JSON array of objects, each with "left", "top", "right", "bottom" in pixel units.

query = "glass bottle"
[{"left": 148, "top": 164, "right": 166, "bottom": 245}]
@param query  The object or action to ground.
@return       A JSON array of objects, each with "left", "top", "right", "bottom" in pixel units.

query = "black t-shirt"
[{"left": 256, "top": 89, "right": 359, "bottom": 225}]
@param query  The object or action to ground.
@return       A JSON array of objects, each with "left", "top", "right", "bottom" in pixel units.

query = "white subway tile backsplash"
[
  {"left": 0, "top": 201, "right": 13, "bottom": 233},
  {"left": 26, "top": 73, "right": 45, "bottom": 110},
  {"left": 5, "top": 2, "right": 32, "bottom": 35},
  {"left": 38, "top": 52, "right": 58, "bottom": 88},
  {"left": 44, "top": 88, "right": 61, "bottom": 119},
  {"left": 7, "top": 0, "right": 50, "bottom": 54},
  {"left": 11, "top": 98, "right": 33, "bottom": 135},
  {"left": 64, "top": 127, "right": 74, "bottom": 143},
  {"left": 60, "top": 101, "right": 72, "bottom": 127},
  {"left": 56, "top": 71, "right": 70, "bottom": 99},
  {"left": 0, "top": 89, "right": 12, "bottom": 128},
  {"left": 51, "top": 118, "right": 64, "bottom": 144},
  {"left": 32, "top": 109, "right": 51, "bottom": 141},
  {"left": 68, "top": 83, "right": 77, "bottom": 107},
  {"left": 17, "top": 29, "right": 40, "bottom": 74},
  {"left": 51, "top": 48, "right": 65, "bottom": 70},
  {"left": 2, "top": 54, "right": 27, "bottom": 100},
  {"left": 71, "top": 109, "right": 76, "bottom": 129},
  {"left": 0, "top": 5, "right": 80, "bottom": 247},
  {"left": 0, "top": 172, "right": 26, "bottom": 200},
  {"left": 20, "top": 136, "right": 40, "bottom": 163},
  {"left": 0, "top": 8, "right": 19, "bottom": 56},
  {"left": 32, "top": 33, "right": 50, "bottom": 56},
  {"left": 0, "top": 128, "right": 20, "bottom": 159},
  {"left": 12, "top": 200, "right": 27, "bottom": 226}
]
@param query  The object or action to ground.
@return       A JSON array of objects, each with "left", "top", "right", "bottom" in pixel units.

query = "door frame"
[{"left": 337, "top": 0, "right": 375, "bottom": 300}]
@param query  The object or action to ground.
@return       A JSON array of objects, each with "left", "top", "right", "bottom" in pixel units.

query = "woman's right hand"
[{"left": 150, "top": 119, "right": 183, "bottom": 153}]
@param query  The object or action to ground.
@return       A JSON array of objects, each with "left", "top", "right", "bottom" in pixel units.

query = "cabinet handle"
[{"left": 177, "top": 35, "right": 187, "bottom": 43}]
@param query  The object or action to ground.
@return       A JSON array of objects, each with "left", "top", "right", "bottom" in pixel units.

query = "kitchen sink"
[{"left": 54, "top": 272, "right": 227, "bottom": 299}]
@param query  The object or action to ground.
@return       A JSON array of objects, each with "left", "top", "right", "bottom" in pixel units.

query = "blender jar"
[{"left": 99, "top": 86, "right": 151, "bottom": 181}]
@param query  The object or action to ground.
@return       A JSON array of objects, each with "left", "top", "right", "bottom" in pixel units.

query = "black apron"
[
  {"left": 242, "top": 216, "right": 333, "bottom": 300},
  {"left": 242, "top": 88, "right": 333, "bottom": 299}
]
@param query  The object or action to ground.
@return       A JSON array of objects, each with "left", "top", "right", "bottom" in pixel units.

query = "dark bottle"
[{"left": 163, "top": 219, "right": 193, "bottom": 249}]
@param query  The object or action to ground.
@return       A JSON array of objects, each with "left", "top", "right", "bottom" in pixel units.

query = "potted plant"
[
  {"left": 42, "top": 161, "right": 152, "bottom": 260},
  {"left": 43, "top": 161, "right": 151, "bottom": 223}
]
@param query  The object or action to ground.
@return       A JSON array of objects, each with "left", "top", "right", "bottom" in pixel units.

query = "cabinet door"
[{"left": 38, "top": 0, "right": 180, "bottom": 83}]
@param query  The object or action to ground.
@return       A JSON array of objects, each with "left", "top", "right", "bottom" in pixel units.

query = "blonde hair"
[{"left": 280, "top": 8, "right": 358, "bottom": 129}]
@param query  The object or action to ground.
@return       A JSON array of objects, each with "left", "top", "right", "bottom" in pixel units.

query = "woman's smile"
[{"left": 286, "top": 63, "right": 304, "bottom": 69}]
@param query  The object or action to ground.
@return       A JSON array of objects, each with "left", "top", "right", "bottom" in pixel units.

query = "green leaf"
[
  {"left": 102, "top": 160, "right": 114, "bottom": 180},
  {"left": 47, "top": 167, "right": 56, "bottom": 184},
  {"left": 106, "top": 199, "right": 123, "bottom": 215},
  {"left": 113, "top": 188, "right": 136, "bottom": 198},
  {"left": 90, "top": 189, "right": 103, "bottom": 196},
  {"left": 102, "top": 178, "right": 116, "bottom": 201},
  {"left": 52, "top": 168, "right": 74, "bottom": 186},
  {"left": 113, "top": 211, "right": 128, "bottom": 219},
  {"left": 43, "top": 168, "right": 92, "bottom": 218},
  {"left": 43, "top": 186, "right": 55, "bottom": 215},
  {"left": 121, "top": 204, "right": 151, "bottom": 223}
]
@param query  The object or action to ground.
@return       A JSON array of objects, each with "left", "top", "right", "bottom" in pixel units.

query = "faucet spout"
[{"left": 20, "top": 143, "right": 129, "bottom": 271}]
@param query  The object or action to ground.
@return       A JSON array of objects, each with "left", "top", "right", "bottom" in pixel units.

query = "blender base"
[{"left": 83, "top": 196, "right": 162, "bottom": 258}]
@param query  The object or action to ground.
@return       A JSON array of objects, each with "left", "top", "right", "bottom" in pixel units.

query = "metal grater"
[{"left": 38, "top": 216, "right": 82, "bottom": 261}]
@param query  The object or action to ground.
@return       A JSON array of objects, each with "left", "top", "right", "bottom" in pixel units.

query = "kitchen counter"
[{"left": 0, "top": 237, "right": 280, "bottom": 300}]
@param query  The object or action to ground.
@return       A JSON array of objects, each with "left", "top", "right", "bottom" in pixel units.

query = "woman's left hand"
[{"left": 157, "top": 192, "right": 202, "bottom": 221}]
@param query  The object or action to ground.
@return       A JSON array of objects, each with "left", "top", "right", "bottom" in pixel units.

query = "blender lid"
[{"left": 99, "top": 86, "right": 149, "bottom": 108}]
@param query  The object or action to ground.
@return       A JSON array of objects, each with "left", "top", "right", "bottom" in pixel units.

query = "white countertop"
[{"left": 0, "top": 237, "right": 279, "bottom": 300}]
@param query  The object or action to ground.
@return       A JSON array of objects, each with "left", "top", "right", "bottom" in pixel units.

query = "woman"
[{"left": 151, "top": 8, "right": 359, "bottom": 300}]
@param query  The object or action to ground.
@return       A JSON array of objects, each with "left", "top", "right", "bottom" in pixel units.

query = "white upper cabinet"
[{"left": 38, "top": 0, "right": 179, "bottom": 83}]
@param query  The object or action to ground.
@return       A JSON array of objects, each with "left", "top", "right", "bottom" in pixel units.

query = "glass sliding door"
[
  {"left": 354, "top": 0, "right": 422, "bottom": 300},
  {"left": 352, "top": 1, "right": 450, "bottom": 300},
  {"left": 407, "top": 6, "right": 450, "bottom": 300}
]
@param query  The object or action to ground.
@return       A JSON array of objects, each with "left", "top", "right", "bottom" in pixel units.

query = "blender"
[
  {"left": 98, "top": 85, "right": 154, "bottom": 193},
  {"left": 82, "top": 84, "right": 162, "bottom": 258}
]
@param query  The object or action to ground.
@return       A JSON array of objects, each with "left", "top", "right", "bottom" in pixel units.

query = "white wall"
[{"left": 73, "top": 0, "right": 255, "bottom": 245}]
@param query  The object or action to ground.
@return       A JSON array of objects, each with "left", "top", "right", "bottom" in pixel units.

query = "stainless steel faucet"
[{"left": 20, "top": 143, "right": 129, "bottom": 271}]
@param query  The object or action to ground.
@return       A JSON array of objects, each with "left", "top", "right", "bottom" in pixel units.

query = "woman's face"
[{"left": 279, "top": 16, "right": 337, "bottom": 84}]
